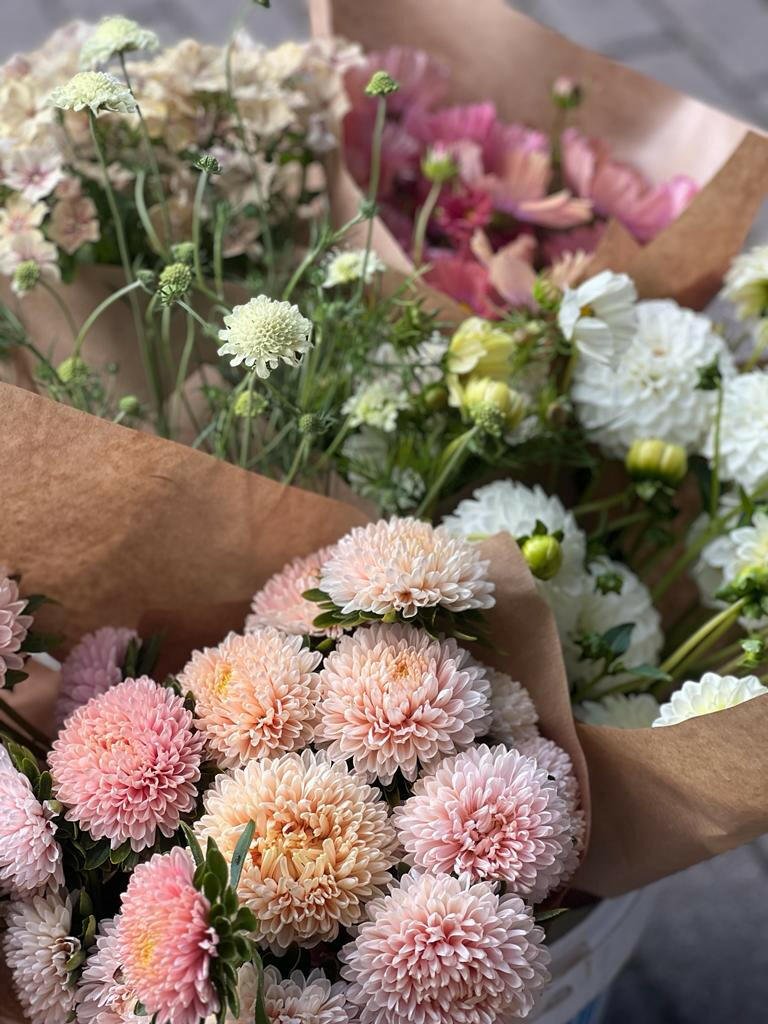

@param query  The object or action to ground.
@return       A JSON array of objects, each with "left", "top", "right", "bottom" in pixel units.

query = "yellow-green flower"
[
  {"left": 80, "top": 16, "right": 159, "bottom": 69},
  {"left": 49, "top": 71, "right": 136, "bottom": 117}
]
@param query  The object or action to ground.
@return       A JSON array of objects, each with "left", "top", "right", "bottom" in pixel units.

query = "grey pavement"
[{"left": 3, "top": 1, "right": 768, "bottom": 1022}]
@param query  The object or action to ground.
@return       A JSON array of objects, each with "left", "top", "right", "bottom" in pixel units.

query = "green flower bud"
[
  {"left": 193, "top": 153, "right": 222, "bottom": 175},
  {"left": 56, "top": 356, "right": 89, "bottom": 384},
  {"left": 421, "top": 147, "right": 458, "bottom": 185},
  {"left": 118, "top": 394, "right": 141, "bottom": 415},
  {"left": 532, "top": 274, "right": 562, "bottom": 311},
  {"left": 136, "top": 268, "right": 156, "bottom": 291},
  {"left": 462, "top": 377, "right": 528, "bottom": 435},
  {"left": 626, "top": 438, "right": 688, "bottom": 486},
  {"left": 233, "top": 390, "right": 267, "bottom": 418},
  {"left": 551, "top": 76, "right": 583, "bottom": 110},
  {"left": 298, "top": 412, "right": 320, "bottom": 435},
  {"left": 521, "top": 534, "right": 563, "bottom": 581},
  {"left": 12, "top": 259, "right": 40, "bottom": 296},
  {"left": 423, "top": 383, "right": 449, "bottom": 411},
  {"left": 365, "top": 70, "right": 399, "bottom": 97},
  {"left": 171, "top": 242, "right": 196, "bottom": 266},
  {"left": 157, "top": 261, "right": 192, "bottom": 305}
]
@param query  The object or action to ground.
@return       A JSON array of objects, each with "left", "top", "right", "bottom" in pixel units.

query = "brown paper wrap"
[{"left": 310, "top": 0, "right": 768, "bottom": 311}]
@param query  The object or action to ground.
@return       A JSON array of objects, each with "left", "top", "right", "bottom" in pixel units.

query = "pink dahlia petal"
[
  {"left": 317, "top": 623, "right": 492, "bottom": 784},
  {"left": 49, "top": 677, "right": 204, "bottom": 852},
  {"left": 246, "top": 546, "right": 339, "bottom": 637},
  {"left": 195, "top": 749, "right": 398, "bottom": 952},
  {"left": 340, "top": 871, "right": 550, "bottom": 1024},
  {"left": 178, "top": 629, "right": 322, "bottom": 769},
  {"left": 0, "top": 575, "right": 33, "bottom": 687},
  {"left": 56, "top": 626, "right": 138, "bottom": 727},
  {"left": 117, "top": 848, "right": 219, "bottom": 1024},
  {"left": 0, "top": 744, "right": 63, "bottom": 895},
  {"left": 319, "top": 517, "right": 495, "bottom": 618},
  {"left": 76, "top": 918, "right": 142, "bottom": 1023},
  {"left": 393, "top": 744, "right": 574, "bottom": 901}
]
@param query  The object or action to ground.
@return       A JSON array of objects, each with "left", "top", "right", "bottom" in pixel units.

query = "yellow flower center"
[
  {"left": 579, "top": 303, "right": 596, "bottom": 318},
  {"left": 212, "top": 661, "right": 233, "bottom": 698},
  {"left": 134, "top": 929, "right": 156, "bottom": 970}
]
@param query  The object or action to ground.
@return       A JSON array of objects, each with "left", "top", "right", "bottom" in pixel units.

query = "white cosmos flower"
[
  {"left": 557, "top": 270, "right": 637, "bottom": 363},
  {"left": 703, "top": 372, "right": 768, "bottom": 495},
  {"left": 80, "top": 16, "right": 159, "bottom": 69},
  {"left": 217, "top": 295, "right": 313, "bottom": 378},
  {"left": 575, "top": 693, "right": 660, "bottom": 729},
  {"left": 49, "top": 71, "right": 137, "bottom": 116},
  {"left": 323, "top": 248, "right": 385, "bottom": 288},
  {"left": 572, "top": 300, "right": 736, "bottom": 457},
  {"left": 722, "top": 245, "right": 768, "bottom": 320},
  {"left": 653, "top": 672, "right": 768, "bottom": 726}
]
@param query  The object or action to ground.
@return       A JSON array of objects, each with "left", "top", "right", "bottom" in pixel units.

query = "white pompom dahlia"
[
  {"left": 653, "top": 672, "right": 768, "bottom": 726},
  {"left": 703, "top": 372, "right": 768, "bottom": 495}
]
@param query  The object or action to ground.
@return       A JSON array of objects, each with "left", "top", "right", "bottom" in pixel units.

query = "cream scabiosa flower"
[
  {"left": 703, "top": 372, "right": 768, "bottom": 494},
  {"left": 342, "top": 377, "right": 409, "bottom": 432},
  {"left": 80, "top": 16, "right": 159, "bottom": 69},
  {"left": 722, "top": 245, "right": 768, "bottom": 320},
  {"left": 218, "top": 295, "right": 313, "bottom": 378},
  {"left": 576, "top": 692, "right": 660, "bottom": 729},
  {"left": 49, "top": 71, "right": 137, "bottom": 116},
  {"left": 573, "top": 300, "right": 735, "bottom": 457},
  {"left": 653, "top": 672, "right": 768, "bottom": 726},
  {"left": 557, "top": 270, "right": 637, "bottom": 363},
  {"left": 323, "top": 248, "right": 384, "bottom": 288}
]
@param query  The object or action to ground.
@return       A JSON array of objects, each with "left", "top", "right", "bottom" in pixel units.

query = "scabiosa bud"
[
  {"left": 193, "top": 153, "right": 222, "bottom": 175},
  {"left": 462, "top": 377, "right": 527, "bottom": 435},
  {"left": 421, "top": 146, "right": 458, "bottom": 185},
  {"left": 118, "top": 394, "right": 141, "bottom": 415},
  {"left": 56, "top": 356, "right": 89, "bottom": 384},
  {"left": 170, "top": 241, "right": 196, "bottom": 265},
  {"left": 521, "top": 533, "right": 564, "bottom": 581},
  {"left": 626, "top": 438, "right": 688, "bottom": 486},
  {"left": 233, "top": 389, "right": 268, "bottom": 418},
  {"left": 12, "top": 259, "right": 40, "bottom": 296},
  {"left": 365, "top": 70, "right": 399, "bottom": 97},
  {"left": 552, "top": 76, "right": 583, "bottom": 109},
  {"left": 157, "top": 261, "right": 192, "bottom": 305},
  {"left": 136, "top": 268, "right": 156, "bottom": 291},
  {"left": 298, "top": 412, "right": 320, "bottom": 435}
]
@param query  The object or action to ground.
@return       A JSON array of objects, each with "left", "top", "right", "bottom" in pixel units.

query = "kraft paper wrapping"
[{"left": 310, "top": 0, "right": 768, "bottom": 311}]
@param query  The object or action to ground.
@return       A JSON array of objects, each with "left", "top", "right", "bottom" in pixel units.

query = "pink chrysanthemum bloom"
[
  {"left": 486, "top": 665, "right": 540, "bottom": 746},
  {"left": 0, "top": 744, "right": 63, "bottom": 896},
  {"left": 177, "top": 629, "right": 322, "bottom": 769},
  {"left": 225, "top": 965, "right": 353, "bottom": 1024},
  {"left": 117, "top": 848, "right": 219, "bottom": 1024},
  {"left": 319, "top": 517, "right": 495, "bottom": 618},
  {"left": 56, "top": 625, "right": 138, "bottom": 727},
  {"left": 341, "top": 871, "right": 550, "bottom": 1024},
  {"left": 4, "top": 888, "right": 79, "bottom": 1024},
  {"left": 49, "top": 676, "right": 204, "bottom": 851},
  {"left": 517, "top": 735, "right": 580, "bottom": 812},
  {"left": 76, "top": 918, "right": 142, "bottom": 1024},
  {"left": 245, "top": 546, "right": 339, "bottom": 637},
  {"left": 316, "top": 623, "right": 491, "bottom": 784},
  {"left": 0, "top": 574, "right": 32, "bottom": 687},
  {"left": 393, "top": 744, "right": 574, "bottom": 901},
  {"left": 195, "top": 749, "right": 398, "bottom": 952}
]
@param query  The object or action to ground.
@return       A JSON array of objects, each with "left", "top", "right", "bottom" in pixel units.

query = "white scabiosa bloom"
[
  {"left": 4, "top": 889, "right": 79, "bottom": 1024},
  {"left": 722, "top": 245, "right": 768, "bottom": 320},
  {"left": 653, "top": 672, "right": 768, "bottom": 726},
  {"left": 443, "top": 480, "right": 586, "bottom": 634},
  {"left": 703, "top": 372, "right": 768, "bottom": 494},
  {"left": 563, "top": 557, "right": 663, "bottom": 691},
  {"left": 217, "top": 295, "right": 313, "bottom": 378},
  {"left": 322, "top": 248, "right": 385, "bottom": 288},
  {"left": 49, "top": 71, "right": 137, "bottom": 116},
  {"left": 572, "top": 300, "right": 735, "bottom": 457},
  {"left": 80, "top": 16, "right": 159, "bottom": 69},
  {"left": 342, "top": 377, "right": 410, "bottom": 432},
  {"left": 575, "top": 693, "right": 660, "bottom": 729},
  {"left": 557, "top": 270, "right": 637, "bottom": 363}
]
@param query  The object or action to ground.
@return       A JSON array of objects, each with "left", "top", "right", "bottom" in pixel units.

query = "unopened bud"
[
  {"left": 552, "top": 76, "right": 583, "bottom": 109},
  {"left": 56, "top": 356, "right": 89, "bottom": 384},
  {"left": 463, "top": 377, "right": 527, "bottom": 435},
  {"left": 532, "top": 274, "right": 562, "bottom": 311},
  {"left": 12, "top": 259, "right": 40, "bottom": 296},
  {"left": 194, "top": 153, "right": 222, "bottom": 174},
  {"left": 421, "top": 146, "right": 457, "bottom": 185},
  {"left": 233, "top": 390, "right": 267, "bottom": 419},
  {"left": 171, "top": 241, "right": 195, "bottom": 266},
  {"left": 521, "top": 534, "right": 563, "bottom": 581},
  {"left": 157, "top": 261, "right": 192, "bottom": 305},
  {"left": 118, "top": 394, "right": 141, "bottom": 415},
  {"left": 365, "top": 70, "right": 399, "bottom": 97},
  {"left": 626, "top": 438, "right": 688, "bottom": 487},
  {"left": 423, "top": 383, "right": 449, "bottom": 411},
  {"left": 298, "top": 412, "right": 320, "bottom": 435}
]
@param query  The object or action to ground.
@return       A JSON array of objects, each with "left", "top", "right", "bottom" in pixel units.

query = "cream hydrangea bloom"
[
  {"left": 49, "top": 71, "right": 137, "bottom": 116},
  {"left": 653, "top": 672, "right": 768, "bottom": 726},
  {"left": 323, "top": 248, "right": 385, "bottom": 288},
  {"left": 575, "top": 693, "right": 660, "bottom": 729},
  {"left": 80, "top": 17, "right": 160, "bottom": 69},
  {"left": 703, "top": 372, "right": 768, "bottom": 494},
  {"left": 557, "top": 270, "right": 637, "bottom": 363},
  {"left": 218, "top": 295, "right": 313, "bottom": 378}
]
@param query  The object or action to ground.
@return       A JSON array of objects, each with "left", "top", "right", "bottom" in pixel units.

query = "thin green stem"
[
  {"left": 238, "top": 369, "right": 258, "bottom": 469},
  {"left": 659, "top": 599, "right": 747, "bottom": 677},
  {"left": 192, "top": 169, "right": 209, "bottom": 292},
  {"left": 709, "top": 383, "right": 724, "bottom": 516},
  {"left": 358, "top": 96, "right": 387, "bottom": 299},
  {"left": 40, "top": 279, "right": 77, "bottom": 339},
  {"left": 134, "top": 169, "right": 166, "bottom": 258},
  {"left": 417, "top": 426, "right": 479, "bottom": 518},
  {"left": 573, "top": 491, "right": 629, "bottom": 518},
  {"left": 412, "top": 179, "right": 441, "bottom": 268},
  {"left": 73, "top": 280, "right": 144, "bottom": 358},
  {"left": 0, "top": 693, "right": 51, "bottom": 749},
  {"left": 560, "top": 346, "right": 579, "bottom": 395},
  {"left": 283, "top": 434, "right": 310, "bottom": 487}
]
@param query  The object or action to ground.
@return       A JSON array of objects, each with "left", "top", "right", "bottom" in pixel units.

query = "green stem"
[
  {"left": 40, "top": 279, "right": 77, "bottom": 339},
  {"left": 358, "top": 96, "right": 387, "bottom": 299},
  {"left": 744, "top": 321, "right": 768, "bottom": 371},
  {"left": 417, "top": 426, "right": 479, "bottom": 518},
  {"left": 659, "top": 599, "right": 747, "bottom": 677},
  {"left": 213, "top": 205, "right": 228, "bottom": 300},
  {"left": 572, "top": 490, "right": 629, "bottom": 518},
  {"left": 560, "top": 346, "right": 579, "bottom": 395},
  {"left": 412, "top": 179, "right": 442, "bottom": 268},
  {"left": 134, "top": 169, "right": 166, "bottom": 258},
  {"left": 192, "top": 169, "right": 209, "bottom": 292},
  {"left": 0, "top": 693, "right": 51, "bottom": 750},
  {"left": 282, "top": 434, "right": 310, "bottom": 487},
  {"left": 238, "top": 369, "right": 257, "bottom": 469},
  {"left": 73, "top": 280, "right": 144, "bottom": 358},
  {"left": 709, "top": 383, "right": 724, "bottom": 516}
]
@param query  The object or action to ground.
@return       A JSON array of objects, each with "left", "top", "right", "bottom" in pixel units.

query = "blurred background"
[{"left": 2, "top": 1, "right": 768, "bottom": 1021}]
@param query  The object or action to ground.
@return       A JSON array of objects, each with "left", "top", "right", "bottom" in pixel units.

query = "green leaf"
[
  {"left": 203, "top": 873, "right": 221, "bottom": 903},
  {"left": 206, "top": 841, "right": 229, "bottom": 892},
  {"left": 229, "top": 820, "right": 255, "bottom": 890},
  {"left": 64, "top": 949, "right": 87, "bottom": 972},
  {"left": 534, "top": 907, "right": 568, "bottom": 923},
  {"left": 180, "top": 822, "right": 204, "bottom": 867},
  {"left": 302, "top": 588, "right": 329, "bottom": 604},
  {"left": 232, "top": 906, "right": 258, "bottom": 933},
  {"left": 630, "top": 664, "right": 672, "bottom": 684},
  {"left": 2, "top": 668, "right": 28, "bottom": 690},
  {"left": 84, "top": 843, "right": 111, "bottom": 870},
  {"left": 601, "top": 622, "right": 634, "bottom": 658},
  {"left": 137, "top": 633, "right": 164, "bottom": 677},
  {"left": 109, "top": 841, "right": 134, "bottom": 866},
  {"left": 37, "top": 770, "right": 52, "bottom": 802}
]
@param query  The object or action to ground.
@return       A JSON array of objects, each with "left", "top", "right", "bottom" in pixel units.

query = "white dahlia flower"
[
  {"left": 693, "top": 506, "right": 768, "bottom": 628},
  {"left": 653, "top": 672, "right": 768, "bottom": 726},
  {"left": 218, "top": 295, "right": 313, "bottom": 378},
  {"left": 557, "top": 270, "right": 637, "bottom": 363},
  {"left": 575, "top": 692, "right": 660, "bottom": 729},
  {"left": 703, "top": 372, "right": 768, "bottom": 494},
  {"left": 722, "top": 245, "right": 768, "bottom": 320}
]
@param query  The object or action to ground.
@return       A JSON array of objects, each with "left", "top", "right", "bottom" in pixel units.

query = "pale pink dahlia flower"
[
  {"left": 517, "top": 735, "right": 580, "bottom": 812},
  {"left": 178, "top": 629, "right": 321, "bottom": 768},
  {"left": 246, "top": 546, "right": 339, "bottom": 637},
  {"left": 319, "top": 517, "right": 495, "bottom": 618},
  {"left": 117, "top": 847, "right": 219, "bottom": 1024},
  {"left": 195, "top": 749, "right": 398, "bottom": 952},
  {"left": 486, "top": 665, "right": 540, "bottom": 746},
  {"left": 340, "top": 871, "right": 550, "bottom": 1024},
  {"left": 76, "top": 918, "right": 142, "bottom": 1024},
  {"left": 224, "top": 965, "right": 352, "bottom": 1024},
  {"left": 4, "top": 888, "right": 79, "bottom": 1024},
  {"left": 49, "top": 676, "right": 204, "bottom": 851},
  {"left": 0, "top": 574, "right": 32, "bottom": 687},
  {"left": 393, "top": 744, "right": 575, "bottom": 902},
  {"left": 56, "top": 625, "right": 138, "bottom": 727},
  {"left": 316, "top": 623, "right": 491, "bottom": 783},
  {"left": 0, "top": 744, "right": 63, "bottom": 895}
]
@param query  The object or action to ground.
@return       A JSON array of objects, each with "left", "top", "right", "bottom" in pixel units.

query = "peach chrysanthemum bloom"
[
  {"left": 485, "top": 664, "right": 540, "bottom": 745},
  {"left": 319, "top": 517, "right": 495, "bottom": 618},
  {"left": 55, "top": 625, "right": 138, "bottom": 727},
  {"left": 340, "top": 871, "right": 550, "bottom": 1024},
  {"left": 49, "top": 676, "right": 204, "bottom": 851},
  {"left": 195, "top": 749, "right": 398, "bottom": 952},
  {"left": 246, "top": 546, "right": 339, "bottom": 637},
  {"left": 224, "top": 965, "right": 353, "bottom": 1024},
  {"left": 0, "top": 574, "right": 32, "bottom": 687},
  {"left": 517, "top": 735, "right": 580, "bottom": 812},
  {"left": 117, "top": 848, "right": 219, "bottom": 1024},
  {"left": 0, "top": 744, "right": 63, "bottom": 896},
  {"left": 316, "top": 623, "right": 491, "bottom": 784},
  {"left": 75, "top": 917, "right": 142, "bottom": 1024},
  {"left": 178, "top": 629, "right": 321, "bottom": 769},
  {"left": 393, "top": 744, "right": 575, "bottom": 902}
]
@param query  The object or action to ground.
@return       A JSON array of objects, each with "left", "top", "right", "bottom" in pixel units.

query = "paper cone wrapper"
[{"left": 311, "top": 0, "right": 768, "bottom": 311}]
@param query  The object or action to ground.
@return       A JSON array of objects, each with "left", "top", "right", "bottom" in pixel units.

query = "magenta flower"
[{"left": 55, "top": 625, "right": 138, "bottom": 727}]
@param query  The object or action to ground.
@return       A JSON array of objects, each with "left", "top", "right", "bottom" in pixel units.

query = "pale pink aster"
[
  {"left": 245, "top": 545, "right": 339, "bottom": 637},
  {"left": 75, "top": 918, "right": 142, "bottom": 1024},
  {"left": 517, "top": 735, "right": 580, "bottom": 813},
  {"left": 0, "top": 228, "right": 61, "bottom": 289},
  {"left": 0, "top": 743, "right": 63, "bottom": 895},
  {"left": 225, "top": 965, "right": 353, "bottom": 1024},
  {"left": 340, "top": 871, "right": 550, "bottom": 1024},
  {"left": 393, "top": 744, "right": 575, "bottom": 902},
  {"left": 0, "top": 574, "right": 32, "bottom": 687},
  {"left": 117, "top": 847, "right": 219, "bottom": 1024},
  {"left": 0, "top": 193, "right": 47, "bottom": 240},
  {"left": 316, "top": 623, "right": 491, "bottom": 784},
  {"left": 49, "top": 676, "right": 204, "bottom": 851},
  {"left": 49, "top": 193, "right": 100, "bottom": 254},
  {"left": 56, "top": 625, "right": 138, "bottom": 727},
  {"left": 486, "top": 665, "right": 539, "bottom": 746},
  {"left": 2, "top": 145, "right": 63, "bottom": 201},
  {"left": 177, "top": 629, "right": 322, "bottom": 769},
  {"left": 195, "top": 749, "right": 398, "bottom": 952},
  {"left": 319, "top": 517, "right": 495, "bottom": 618},
  {"left": 4, "top": 888, "right": 80, "bottom": 1024}
]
